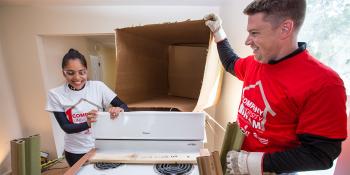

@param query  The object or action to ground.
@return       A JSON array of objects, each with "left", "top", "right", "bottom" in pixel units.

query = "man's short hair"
[{"left": 243, "top": 0, "right": 306, "bottom": 31}]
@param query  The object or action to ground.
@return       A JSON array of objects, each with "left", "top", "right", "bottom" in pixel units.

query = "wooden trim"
[
  {"left": 197, "top": 150, "right": 223, "bottom": 175},
  {"left": 64, "top": 149, "right": 96, "bottom": 175},
  {"left": 212, "top": 151, "right": 223, "bottom": 175}
]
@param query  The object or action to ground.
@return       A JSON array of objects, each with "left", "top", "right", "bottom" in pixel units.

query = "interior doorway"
[{"left": 89, "top": 55, "right": 103, "bottom": 81}]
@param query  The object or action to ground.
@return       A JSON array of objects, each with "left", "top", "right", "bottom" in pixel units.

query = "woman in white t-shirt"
[{"left": 46, "top": 48, "right": 129, "bottom": 167}]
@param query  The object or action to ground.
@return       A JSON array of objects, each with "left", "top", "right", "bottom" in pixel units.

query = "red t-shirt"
[{"left": 234, "top": 50, "right": 347, "bottom": 153}]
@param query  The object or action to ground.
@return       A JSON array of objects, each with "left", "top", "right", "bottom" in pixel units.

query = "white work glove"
[
  {"left": 204, "top": 13, "right": 227, "bottom": 42},
  {"left": 226, "top": 150, "right": 264, "bottom": 175}
]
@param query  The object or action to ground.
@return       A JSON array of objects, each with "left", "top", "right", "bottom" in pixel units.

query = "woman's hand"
[
  {"left": 86, "top": 110, "right": 98, "bottom": 127},
  {"left": 108, "top": 107, "right": 124, "bottom": 119}
]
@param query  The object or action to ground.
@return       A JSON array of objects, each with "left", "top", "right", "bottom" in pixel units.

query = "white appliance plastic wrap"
[{"left": 92, "top": 112, "right": 205, "bottom": 140}]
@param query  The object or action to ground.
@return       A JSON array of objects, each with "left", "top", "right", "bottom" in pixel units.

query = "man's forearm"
[
  {"left": 217, "top": 38, "right": 240, "bottom": 75},
  {"left": 263, "top": 134, "right": 343, "bottom": 173}
]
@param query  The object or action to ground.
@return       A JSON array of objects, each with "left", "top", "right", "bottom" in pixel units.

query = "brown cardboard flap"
[
  {"left": 193, "top": 37, "right": 223, "bottom": 112},
  {"left": 128, "top": 95, "right": 197, "bottom": 112},
  {"left": 168, "top": 45, "right": 207, "bottom": 99},
  {"left": 116, "top": 20, "right": 209, "bottom": 45},
  {"left": 115, "top": 20, "right": 222, "bottom": 112}
]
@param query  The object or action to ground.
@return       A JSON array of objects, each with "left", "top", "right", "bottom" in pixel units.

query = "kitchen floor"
[{"left": 41, "top": 159, "right": 69, "bottom": 175}]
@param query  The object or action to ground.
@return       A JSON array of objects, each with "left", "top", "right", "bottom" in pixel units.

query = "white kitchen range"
[{"left": 76, "top": 111, "right": 205, "bottom": 175}]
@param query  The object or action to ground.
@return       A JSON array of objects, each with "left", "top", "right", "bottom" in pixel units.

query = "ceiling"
[
  {"left": 0, "top": 0, "right": 228, "bottom": 6},
  {"left": 86, "top": 35, "right": 115, "bottom": 49},
  {"left": 0, "top": 0, "right": 225, "bottom": 48}
]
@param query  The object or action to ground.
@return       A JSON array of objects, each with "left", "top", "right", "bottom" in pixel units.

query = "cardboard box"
[
  {"left": 168, "top": 45, "right": 207, "bottom": 99},
  {"left": 115, "top": 20, "right": 223, "bottom": 112}
]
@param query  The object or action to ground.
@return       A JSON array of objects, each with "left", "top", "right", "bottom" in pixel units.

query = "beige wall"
[
  {"left": 213, "top": 0, "right": 252, "bottom": 151},
  {"left": 0, "top": 5, "right": 220, "bottom": 171},
  {"left": 334, "top": 100, "right": 350, "bottom": 175},
  {"left": 0, "top": 39, "right": 23, "bottom": 174}
]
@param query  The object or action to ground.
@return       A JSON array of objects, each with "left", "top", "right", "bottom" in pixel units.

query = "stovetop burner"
[
  {"left": 154, "top": 163, "right": 194, "bottom": 175},
  {"left": 94, "top": 162, "right": 123, "bottom": 170}
]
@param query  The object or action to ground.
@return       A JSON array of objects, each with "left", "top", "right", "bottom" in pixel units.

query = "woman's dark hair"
[{"left": 62, "top": 48, "right": 88, "bottom": 69}]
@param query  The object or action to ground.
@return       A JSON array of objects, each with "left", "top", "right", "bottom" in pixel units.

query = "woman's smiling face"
[{"left": 63, "top": 59, "right": 87, "bottom": 90}]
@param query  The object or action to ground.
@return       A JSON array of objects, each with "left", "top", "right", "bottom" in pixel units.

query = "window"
[
  {"left": 298, "top": 1, "right": 349, "bottom": 174},
  {"left": 299, "top": 0, "right": 350, "bottom": 95}
]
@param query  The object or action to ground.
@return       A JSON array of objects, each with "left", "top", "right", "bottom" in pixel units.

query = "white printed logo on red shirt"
[{"left": 238, "top": 80, "right": 276, "bottom": 144}]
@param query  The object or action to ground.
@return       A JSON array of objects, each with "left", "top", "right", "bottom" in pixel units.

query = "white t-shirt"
[{"left": 46, "top": 81, "right": 116, "bottom": 154}]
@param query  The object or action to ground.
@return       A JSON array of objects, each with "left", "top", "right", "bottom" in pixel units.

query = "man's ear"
[{"left": 280, "top": 19, "right": 294, "bottom": 39}]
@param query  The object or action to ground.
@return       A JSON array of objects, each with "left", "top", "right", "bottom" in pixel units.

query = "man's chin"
[{"left": 254, "top": 55, "right": 263, "bottom": 62}]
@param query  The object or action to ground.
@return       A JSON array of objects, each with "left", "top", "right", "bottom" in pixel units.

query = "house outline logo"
[
  {"left": 65, "top": 98, "right": 103, "bottom": 134},
  {"left": 241, "top": 80, "right": 276, "bottom": 131},
  {"left": 65, "top": 98, "right": 103, "bottom": 124},
  {"left": 70, "top": 98, "right": 103, "bottom": 111}
]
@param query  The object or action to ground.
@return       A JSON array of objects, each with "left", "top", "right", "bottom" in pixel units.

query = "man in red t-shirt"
[{"left": 204, "top": 0, "right": 347, "bottom": 174}]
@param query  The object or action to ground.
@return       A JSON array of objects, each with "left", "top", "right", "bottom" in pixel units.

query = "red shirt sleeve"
[
  {"left": 296, "top": 84, "right": 347, "bottom": 139},
  {"left": 234, "top": 56, "right": 254, "bottom": 81}
]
